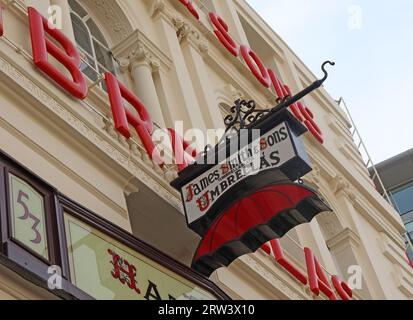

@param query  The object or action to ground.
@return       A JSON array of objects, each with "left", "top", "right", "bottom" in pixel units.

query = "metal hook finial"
[{"left": 320, "top": 61, "right": 335, "bottom": 83}]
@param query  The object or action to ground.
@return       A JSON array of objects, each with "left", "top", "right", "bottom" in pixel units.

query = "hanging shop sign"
[
  {"left": 171, "top": 62, "right": 336, "bottom": 276},
  {"left": 177, "top": 109, "right": 312, "bottom": 235},
  {"left": 170, "top": 61, "right": 354, "bottom": 300}
]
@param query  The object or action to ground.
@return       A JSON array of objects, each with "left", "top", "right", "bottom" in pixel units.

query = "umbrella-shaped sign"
[
  {"left": 171, "top": 61, "right": 336, "bottom": 277},
  {"left": 171, "top": 109, "right": 313, "bottom": 237},
  {"left": 192, "top": 183, "right": 331, "bottom": 277}
]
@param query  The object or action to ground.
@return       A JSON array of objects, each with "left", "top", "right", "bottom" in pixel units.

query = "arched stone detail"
[
  {"left": 315, "top": 183, "right": 347, "bottom": 241},
  {"left": 74, "top": 0, "right": 135, "bottom": 45}
]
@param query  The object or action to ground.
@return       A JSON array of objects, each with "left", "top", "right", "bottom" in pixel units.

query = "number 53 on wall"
[{"left": 8, "top": 174, "right": 49, "bottom": 260}]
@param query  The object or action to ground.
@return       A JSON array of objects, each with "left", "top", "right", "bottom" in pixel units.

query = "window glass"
[
  {"left": 391, "top": 183, "right": 413, "bottom": 215},
  {"left": 86, "top": 19, "right": 107, "bottom": 45},
  {"left": 69, "top": 0, "right": 115, "bottom": 90},
  {"left": 64, "top": 214, "right": 217, "bottom": 301},
  {"left": 94, "top": 41, "right": 114, "bottom": 73},
  {"left": 68, "top": 0, "right": 88, "bottom": 18},
  {"left": 71, "top": 14, "right": 93, "bottom": 56},
  {"left": 406, "top": 221, "right": 413, "bottom": 239},
  {"left": 8, "top": 174, "right": 49, "bottom": 259}
]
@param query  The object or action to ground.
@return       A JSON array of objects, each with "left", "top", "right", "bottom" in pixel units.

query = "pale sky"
[{"left": 246, "top": 0, "right": 413, "bottom": 164}]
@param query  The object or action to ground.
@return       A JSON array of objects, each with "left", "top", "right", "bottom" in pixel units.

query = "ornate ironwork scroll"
[{"left": 224, "top": 61, "right": 335, "bottom": 133}]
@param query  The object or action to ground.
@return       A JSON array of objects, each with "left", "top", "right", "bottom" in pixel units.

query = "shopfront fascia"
[{"left": 0, "top": 150, "right": 228, "bottom": 300}]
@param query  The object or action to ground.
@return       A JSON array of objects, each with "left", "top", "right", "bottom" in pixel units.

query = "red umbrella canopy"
[{"left": 192, "top": 183, "right": 331, "bottom": 277}]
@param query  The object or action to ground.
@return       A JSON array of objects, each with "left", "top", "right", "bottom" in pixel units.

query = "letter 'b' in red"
[{"left": 28, "top": 7, "right": 87, "bottom": 100}]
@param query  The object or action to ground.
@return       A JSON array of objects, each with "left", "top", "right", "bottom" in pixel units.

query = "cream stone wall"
[{"left": 0, "top": 0, "right": 410, "bottom": 300}]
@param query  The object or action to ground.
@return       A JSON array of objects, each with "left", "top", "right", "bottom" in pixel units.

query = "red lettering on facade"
[
  {"left": 284, "top": 85, "right": 324, "bottom": 144},
  {"left": 332, "top": 275, "right": 353, "bottom": 301},
  {"left": 105, "top": 72, "right": 163, "bottom": 166},
  {"left": 168, "top": 128, "right": 197, "bottom": 171},
  {"left": 269, "top": 239, "right": 308, "bottom": 285},
  {"left": 304, "top": 247, "right": 337, "bottom": 300},
  {"left": 262, "top": 241, "right": 353, "bottom": 300},
  {"left": 208, "top": 12, "right": 325, "bottom": 144},
  {"left": 240, "top": 45, "right": 271, "bottom": 88},
  {"left": 179, "top": 0, "right": 200, "bottom": 20},
  {"left": 268, "top": 69, "right": 286, "bottom": 102},
  {"left": 209, "top": 12, "right": 240, "bottom": 57},
  {"left": 28, "top": 7, "right": 87, "bottom": 99}
]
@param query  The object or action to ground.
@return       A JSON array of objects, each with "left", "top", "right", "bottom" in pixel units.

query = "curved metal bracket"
[
  {"left": 267, "top": 60, "right": 336, "bottom": 115},
  {"left": 199, "top": 60, "right": 336, "bottom": 158},
  {"left": 319, "top": 60, "right": 336, "bottom": 84},
  {"left": 224, "top": 99, "right": 270, "bottom": 132}
]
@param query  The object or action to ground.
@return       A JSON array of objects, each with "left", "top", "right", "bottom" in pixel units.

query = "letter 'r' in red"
[
  {"left": 105, "top": 72, "right": 163, "bottom": 166},
  {"left": 28, "top": 7, "right": 87, "bottom": 100}
]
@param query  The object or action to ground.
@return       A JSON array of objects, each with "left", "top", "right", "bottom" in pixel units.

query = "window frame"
[
  {"left": 68, "top": 0, "right": 116, "bottom": 89},
  {"left": 56, "top": 195, "right": 230, "bottom": 301},
  {"left": 0, "top": 152, "right": 91, "bottom": 299},
  {"left": 390, "top": 181, "right": 413, "bottom": 216},
  {"left": 0, "top": 150, "right": 229, "bottom": 300},
  {"left": 0, "top": 156, "right": 59, "bottom": 274}
]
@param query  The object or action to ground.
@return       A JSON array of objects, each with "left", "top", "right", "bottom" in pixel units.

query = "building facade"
[
  {"left": 374, "top": 149, "right": 413, "bottom": 267},
  {"left": 0, "top": 0, "right": 411, "bottom": 300}
]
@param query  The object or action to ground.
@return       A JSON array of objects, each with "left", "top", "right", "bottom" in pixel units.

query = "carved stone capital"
[
  {"left": 129, "top": 42, "right": 152, "bottom": 69},
  {"left": 111, "top": 30, "right": 172, "bottom": 73},
  {"left": 172, "top": 16, "right": 209, "bottom": 55},
  {"left": 330, "top": 175, "right": 357, "bottom": 204},
  {"left": 326, "top": 228, "right": 361, "bottom": 252},
  {"left": 123, "top": 179, "right": 140, "bottom": 197},
  {"left": 173, "top": 17, "right": 192, "bottom": 42},
  {"left": 144, "top": 0, "right": 168, "bottom": 19}
]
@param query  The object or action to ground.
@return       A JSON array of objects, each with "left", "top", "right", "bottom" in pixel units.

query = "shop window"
[
  {"left": 8, "top": 174, "right": 49, "bottom": 260},
  {"left": 68, "top": 0, "right": 116, "bottom": 91},
  {"left": 0, "top": 156, "right": 65, "bottom": 287},
  {"left": 0, "top": 151, "right": 227, "bottom": 300},
  {"left": 60, "top": 207, "right": 218, "bottom": 300},
  {"left": 390, "top": 182, "right": 413, "bottom": 216}
]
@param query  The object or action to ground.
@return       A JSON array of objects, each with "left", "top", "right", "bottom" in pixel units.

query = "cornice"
[
  {"left": 111, "top": 30, "right": 172, "bottom": 72},
  {"left": 86, "top": 0, "right": 132, "bottom": 41},
  {"left": 326, "top": 228, "right": 361, "bottom": 252},
  {"left": 379, "top": 232, "right": 413, "bottom": 297},
  {"left": 330, "top": 174, "right": 357, "bottom": 204},
  {"left": 234, "top": 0, "right": 286, "bottom": 63},
  {"left": 172, "top": 16, "right": 209, "bottom": 56}
]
